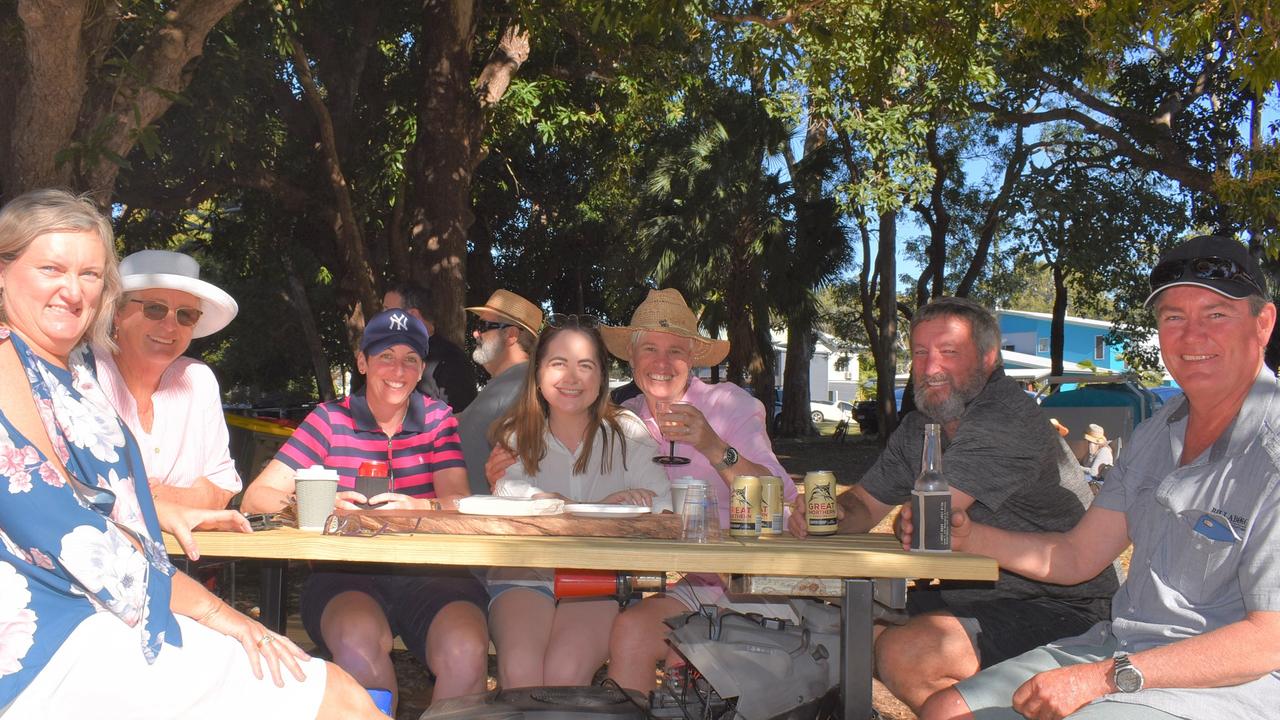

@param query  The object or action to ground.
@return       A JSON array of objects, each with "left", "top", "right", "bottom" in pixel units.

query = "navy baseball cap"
[
  {"left": 1145, "top": 235, "right": 1268, "bottom": 307},
  {"left": 361, "top": 309, "right": 430, "bottom": 358}
]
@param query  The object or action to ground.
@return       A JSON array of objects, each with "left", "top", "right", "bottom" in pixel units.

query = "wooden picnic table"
[{"left": 164, "top": 527, "right": 996, "bottom": 720}]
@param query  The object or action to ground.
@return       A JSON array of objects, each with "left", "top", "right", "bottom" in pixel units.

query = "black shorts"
[
  {"left": 300, "top": 568, "right": 488, "bottom": 670},
  {"left": 906, "top": 590, "right": 1110, "bottom": 669}
]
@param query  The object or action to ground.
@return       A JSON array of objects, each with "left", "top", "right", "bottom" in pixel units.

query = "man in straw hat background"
[
  {"left": 598, "top": 288, "right": 799, "bottom": 692},
  {"left": 455, "top": 289, "right": 543, "bottom": 495}
]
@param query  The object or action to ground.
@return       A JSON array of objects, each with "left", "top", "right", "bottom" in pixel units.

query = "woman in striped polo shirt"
[{"left": 242, "top": 309, "right": 489, "bottom": 712}]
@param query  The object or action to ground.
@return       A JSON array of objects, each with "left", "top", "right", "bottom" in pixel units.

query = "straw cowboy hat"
[
  {"left": 119, "top": 250, "right": 238, "bottom": 338},
  {"left": 465, "top": 289, "right": 543, "bottom": 336},
  {"left": 1084, "top": 424, "right": 1108, "bottom": 445},
  {"left": 601, "top": 288, "right": 730, "bottom": 367}
]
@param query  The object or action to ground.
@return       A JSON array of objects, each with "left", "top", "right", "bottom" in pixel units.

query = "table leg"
[
  {"left": 841, "top": 578, "right": 874, "bottom": 720},
  {"left": 260, "top": 560, "right": 288, "bottom": 634}
]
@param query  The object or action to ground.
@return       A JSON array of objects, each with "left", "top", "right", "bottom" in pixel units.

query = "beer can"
[
  {"left": 729, "top": 475, "right": 761, "bottom": 537},
  {"left": 758, "top": 475, "right": 784, "bottom": 535},
  {"left": 805, "top": 470, "right": 838, "bottom": 536}
]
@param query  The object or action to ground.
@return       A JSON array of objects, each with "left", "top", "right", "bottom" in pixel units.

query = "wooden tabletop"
[{"left": 165, "top": 529, "right": 998, "bottom": 581}]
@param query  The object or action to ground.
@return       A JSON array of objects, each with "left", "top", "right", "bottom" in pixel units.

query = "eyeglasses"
[
  {"left": 130, "top": 299, "right": 203, "bottom": 327},
  {"left": 474, "top": 320, "right": 513, "bottom": 334},
  {"left": 545, "top": 313, "right": 601, "bottom": 330},
  {"left": 322, "top": 512, "right": 426, "bottom": 537},
  {"left": 1150, "top": 256, "right": 1265, "bottom": 295}
]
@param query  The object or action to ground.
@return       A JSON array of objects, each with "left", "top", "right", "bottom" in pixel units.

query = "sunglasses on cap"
[
  {"left": 474, "top": 320, "right": 513, "bottom": 333},
  {"left": 1149, "top": 256, "right": 1265, "bottom": 296},
  {"left": 545, "top": 313, "right": 600, "bottom": 330},
  {"left": 130, "top": 299, "right": 203, "bottom": 328}
]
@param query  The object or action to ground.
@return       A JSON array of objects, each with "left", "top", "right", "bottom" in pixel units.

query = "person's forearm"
[
  {"left": 835, "top": 492, "right": 880, "bottom": 534},
  {"left": 964, "top": 523, "right": 1092, "bottom": 584},
  {"left": 170, "top": 569, "right": 224, "bottom": 619},
  {"left": 240, "top": 483, "right": 291, "bottom": 514},
  {"left": 152, "top": 476, "right": 234, "bottom": 510},
  {"left": 1131, "top": 613, "right": 1280, "bottom": 689}
]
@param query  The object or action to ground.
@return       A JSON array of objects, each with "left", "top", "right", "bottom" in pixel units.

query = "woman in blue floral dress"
[{"left": 0, "top": 190, "right": 383, "bottom": 719}]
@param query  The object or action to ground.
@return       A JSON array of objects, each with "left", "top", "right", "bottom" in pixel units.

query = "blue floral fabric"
[{"left": 0, "top": 328, "right": 177, "bottom": 709}]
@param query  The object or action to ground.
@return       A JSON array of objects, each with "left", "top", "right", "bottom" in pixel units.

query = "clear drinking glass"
[{"left": 681, "top": 485, "right": 709, "bottom": 542}]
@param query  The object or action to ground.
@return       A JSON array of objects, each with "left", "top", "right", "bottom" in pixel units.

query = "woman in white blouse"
[
  {"left": 487, "top": 314, "right": 670, "bottom": 689},
  {"left": 93, "top": 250, "right": 240, "bottom": 509}
]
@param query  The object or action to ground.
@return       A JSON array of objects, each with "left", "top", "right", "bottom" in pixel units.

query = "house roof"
[{"left": 996, "top": 308, "right": 1113, "bottom": 330}]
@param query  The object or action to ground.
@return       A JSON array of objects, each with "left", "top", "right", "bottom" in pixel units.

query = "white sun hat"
[{"left": 119, "top": 250, "right": 239, "bottom": 338}]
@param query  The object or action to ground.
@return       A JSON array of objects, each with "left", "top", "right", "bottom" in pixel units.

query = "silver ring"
[{"left": 257, "top": 634, "right": 275, "bottom": 648}]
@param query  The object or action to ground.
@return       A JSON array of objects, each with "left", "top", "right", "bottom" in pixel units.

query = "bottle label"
[{"left": 911, "top": 490, "right": 951, "bottom": 552}]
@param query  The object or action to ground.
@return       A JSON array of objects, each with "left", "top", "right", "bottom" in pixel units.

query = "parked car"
[
  {"left": 1147, "top": 386, "right": 1184, "bottom": 407},
  {"left": 853, "top": 387, "right": 907, "bottom": 435},
  {"left": 809, "top": 399, "right": 854, "bottom": 423}
]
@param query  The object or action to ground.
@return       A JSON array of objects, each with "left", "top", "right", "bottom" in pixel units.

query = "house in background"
[
  {"left": 767, "top": 329, "right": 860, "bottom": 402},
  {"left": 997, "top": 309, "right": 1130, "bottom": 372}
]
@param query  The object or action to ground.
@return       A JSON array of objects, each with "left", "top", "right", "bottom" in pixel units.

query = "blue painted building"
[{"left": 996, "top": 309, "right": 1130, "bottom": 372}]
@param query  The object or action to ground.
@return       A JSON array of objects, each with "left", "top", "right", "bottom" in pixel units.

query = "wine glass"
[{"left": 652, "top": 400, "right": 691, "bottom": 466}]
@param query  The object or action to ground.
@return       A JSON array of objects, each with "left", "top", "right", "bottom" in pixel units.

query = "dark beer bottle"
[{"left": 911, "top": 423, "right": 951, "bottom": 552}]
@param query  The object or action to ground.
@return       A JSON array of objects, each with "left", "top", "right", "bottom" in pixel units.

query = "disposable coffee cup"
[
  {"left": 670, "top": 476, "right": 706, "bottom": 517},
  {"left": 295, "top": 465, "right": 339, "bottom": 531}
]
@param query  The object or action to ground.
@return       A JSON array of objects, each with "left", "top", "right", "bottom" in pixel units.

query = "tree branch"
[
  {"left": 475, "top": 23, "right": 530, "bottom": 109},
  {"left": 710, "top": 0, "right": 827, "bottom": 29}
]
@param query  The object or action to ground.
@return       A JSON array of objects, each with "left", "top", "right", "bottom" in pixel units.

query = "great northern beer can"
[
  {"left": 758, "top": 475, "right": 784, "bottom": 535},
  {"left": 805, "top": 470, "right": 838, "bottom": 536},
  {"left": 729, "top": 475, "right": 761, "bottom": 537}
]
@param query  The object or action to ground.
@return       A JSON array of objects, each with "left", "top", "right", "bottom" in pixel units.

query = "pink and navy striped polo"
[{"left": 275, "top": 391, "right": 464, "bottom": 498}]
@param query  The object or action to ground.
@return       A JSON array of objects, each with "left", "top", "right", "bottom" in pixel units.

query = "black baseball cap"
[
  {"left": 361, "top": 308, "right": 430, "bottom": 358},
  {"left": 1144, "top": 235, "right": 1268, "bottom": 307}
]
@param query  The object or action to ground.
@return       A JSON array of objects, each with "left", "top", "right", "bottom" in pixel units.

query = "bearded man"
[{"left": 789, "top": 296, "right": 1117, "bottom": 712}]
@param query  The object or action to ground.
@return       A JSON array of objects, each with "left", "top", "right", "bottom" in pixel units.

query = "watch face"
[
  {"left": 723, "top": 447, "right": 738, "bottom": 466},
  {"left": 1116, "top": 666, "right": 1142, "bottom": 693}
]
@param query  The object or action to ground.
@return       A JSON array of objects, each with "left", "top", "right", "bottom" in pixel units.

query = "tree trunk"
[
  {"left": 6, "top": 0, "right": 244, "bottom": 202},
  {"left": 282, "top": 254, "right": 336, "bottom": 402},
  {"left": 410, "top": 6, "right": 529, "bottom": 348},
  {"left": 874, "top": 210, "right": 900, "bottom": 445},
  {"left": 1050, "top": 261, "right": 1067, "bottom": 377},
  {"left": 777, "top": 321, "right": 817, "bottom": 437}
]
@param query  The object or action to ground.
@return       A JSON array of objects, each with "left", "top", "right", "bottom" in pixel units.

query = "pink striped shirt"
[{"left": 275, "top": 391, "right": 464, "bottom": 498}]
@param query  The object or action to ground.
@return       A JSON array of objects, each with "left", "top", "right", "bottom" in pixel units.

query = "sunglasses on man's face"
[
  {"left": 130, "top": 299, "right": 203, "bottom": 328},
  {"left": 474, "top": 320, "right": 513, "bottom": 333},
  {"left": 1150, "top": 256, "right": 1265, "bottom": 296}
]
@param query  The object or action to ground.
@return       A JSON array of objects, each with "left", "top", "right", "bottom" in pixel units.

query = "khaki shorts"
[{"left": 955, "top": 634, "right": 1181, "bottom": 720}]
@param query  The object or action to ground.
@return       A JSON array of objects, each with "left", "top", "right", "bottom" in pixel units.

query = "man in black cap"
[{"left": 918, "top": 236, "right": 1280, "bottom": 720}]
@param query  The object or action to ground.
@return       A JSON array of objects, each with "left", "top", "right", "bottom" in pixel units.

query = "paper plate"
[
  {"left": 564, "top": 504, "right": 653, "bottom": 519},
  {"left": 456, "top": 496, "right": 565, "bottom": 517}
]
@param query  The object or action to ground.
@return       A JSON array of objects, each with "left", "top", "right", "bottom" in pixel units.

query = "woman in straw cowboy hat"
[
  {"left": 93, "top": 250, "right": 241, "bottom": 511},
  {"left": 1080, "top": 423, "right": 1113, "bottom": 481},
  {"left": 598, "top": 288, "right": 797, "bottom": 692}
]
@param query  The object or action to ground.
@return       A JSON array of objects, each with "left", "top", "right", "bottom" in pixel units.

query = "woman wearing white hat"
[
  {"left": 1081, "top": 423, "right": 1113, "bottom": 481},
  {"left": 93, "top": 250, "right": 241, "bottom": 510}
]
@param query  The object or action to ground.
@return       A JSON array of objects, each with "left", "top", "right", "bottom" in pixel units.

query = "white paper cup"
[
  {"left": 670, "top": 476, "right": 706, "bottom": 517},
  {"left": 295, "top": 465, "right": 339, "bottom": 531}
]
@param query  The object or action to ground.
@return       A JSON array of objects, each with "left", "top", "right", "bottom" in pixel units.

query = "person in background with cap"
[
  {"left": 383, "top": 280, "right": 478, "bottom": 412},
  {"left": 596, "top": 288, "right": 797, "bottom": 693},
  {"left": 917, "top": 235, "right": 1280, "bottom": 720},
  {"left": 92, "top": 250, "right": 241, "bottom": 511},
  {"left": 1080, "top": 424, "right": 1113, "bottom": 482},
  {"left": 456, "top": 289, "right": 542, "bottom": 495},
  {"left": 242, "top": 309, "right": 489, "bottom": 710}
]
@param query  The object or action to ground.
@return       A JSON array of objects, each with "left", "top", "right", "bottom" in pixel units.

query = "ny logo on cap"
[{"left": 389, "top": 313, "right": 409, "bottom": 331}]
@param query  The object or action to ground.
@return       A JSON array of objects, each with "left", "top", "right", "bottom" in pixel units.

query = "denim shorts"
[{"left": 300, "top": 568, "right": 488, "bottom": 669}]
